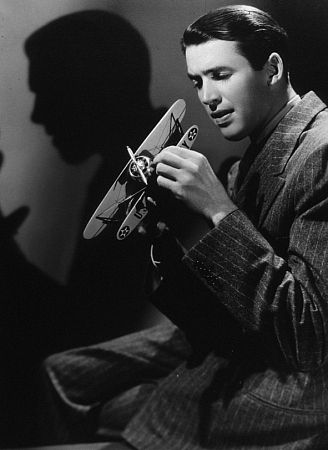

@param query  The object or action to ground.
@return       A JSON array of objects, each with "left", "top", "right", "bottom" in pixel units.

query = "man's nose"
[{"left": 200, "top": 80, "right": 222, "bottom": 109}]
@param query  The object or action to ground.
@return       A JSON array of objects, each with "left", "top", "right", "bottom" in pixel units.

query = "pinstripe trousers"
[{"left": 36, "top": 320, "right": 190, "bottom": 444}]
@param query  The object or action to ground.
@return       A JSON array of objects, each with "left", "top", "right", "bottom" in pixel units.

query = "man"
[{"left": 37, "top": 5, "right": 328, "bottom": 449}]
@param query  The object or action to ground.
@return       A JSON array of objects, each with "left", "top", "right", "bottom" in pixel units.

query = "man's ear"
[{"left": 265, "top": 52, "right": 284, "bottom": 85}]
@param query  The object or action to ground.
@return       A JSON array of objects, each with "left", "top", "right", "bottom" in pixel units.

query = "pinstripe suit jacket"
[{"left": 124, "top": 91, "right": 328, "bottom": 449}]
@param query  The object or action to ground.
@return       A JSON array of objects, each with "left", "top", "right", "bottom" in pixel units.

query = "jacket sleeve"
[{"left": 183, "top": 146, "right": 328, "bottom": 372}]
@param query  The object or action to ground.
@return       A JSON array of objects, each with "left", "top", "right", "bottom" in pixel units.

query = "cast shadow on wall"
[{"left": 24, "top": 10, "right": 166, "bottom": 347}]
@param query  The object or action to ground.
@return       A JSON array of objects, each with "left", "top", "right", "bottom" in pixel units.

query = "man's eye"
[{"left": 212, "top": 72, "right": 231, "bottom": 81}]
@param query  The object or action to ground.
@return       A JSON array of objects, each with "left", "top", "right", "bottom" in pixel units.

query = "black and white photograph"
[{"left": 1, "top": 1, "right": 328, "bottom": 449}]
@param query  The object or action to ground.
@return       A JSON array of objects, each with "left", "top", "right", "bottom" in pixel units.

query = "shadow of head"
[{"left": 24, "top": 10, "right": 152, "bottom": 165}]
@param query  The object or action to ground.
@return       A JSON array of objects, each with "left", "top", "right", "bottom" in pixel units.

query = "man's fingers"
[
  {"left": 154, "top": 145, "right": 198, "bottom": 164},
  {"left": 156, "top": 162, "right": 180, "bottom": 180},
  {"left": 154, "top": 148, "right": 184, "bottom": 168},
  {"left": 156, "top": 174, "right": 176, "bottom": 192},
  {"left": 164, "top": 145, "right": 197, "bottom": 159},
  {"left": 155, "top": 148, "right": 199, "bottom": 175}
]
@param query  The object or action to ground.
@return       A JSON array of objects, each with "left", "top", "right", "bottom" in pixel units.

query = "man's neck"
[
  {"left": 251, "top": 84, "right": 299, "bottom": 144},
  {"left": 281, "top": 84, "right": 299, "bottom": 110}
]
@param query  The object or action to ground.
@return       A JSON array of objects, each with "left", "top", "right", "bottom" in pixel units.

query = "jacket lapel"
[{"left": 235, "top": 92, "right": 326, "bottom": 227}]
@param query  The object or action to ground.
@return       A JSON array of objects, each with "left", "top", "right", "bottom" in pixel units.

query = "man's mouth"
[{"left": 210, "top": 110, "right": 233, "bottom": 126}]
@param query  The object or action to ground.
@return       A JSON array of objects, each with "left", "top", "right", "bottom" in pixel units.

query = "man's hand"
[{"left": 154, "top": 146, "right": 237, "bottom": 226}]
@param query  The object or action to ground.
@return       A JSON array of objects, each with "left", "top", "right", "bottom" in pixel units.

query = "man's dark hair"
[{"left": 181, "top": 5, "right": 289, "bottom": 76}]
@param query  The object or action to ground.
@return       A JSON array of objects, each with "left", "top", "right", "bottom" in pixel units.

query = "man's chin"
[{"left": 220, "top": 128, "right": 246, "bottom": 142}]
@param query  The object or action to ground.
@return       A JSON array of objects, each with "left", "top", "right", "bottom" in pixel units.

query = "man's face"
[{"left": 185, "top": 39, "right": 272, "bottom": 141}]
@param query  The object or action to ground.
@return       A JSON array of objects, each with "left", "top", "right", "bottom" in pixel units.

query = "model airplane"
[{"left": 83, "top": 99, "right": 198, "bottom": 241}]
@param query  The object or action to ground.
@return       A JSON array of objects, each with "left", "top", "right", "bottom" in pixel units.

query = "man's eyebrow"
[{"left": 187, "top": 66, "right": 232, "bottom": 79}]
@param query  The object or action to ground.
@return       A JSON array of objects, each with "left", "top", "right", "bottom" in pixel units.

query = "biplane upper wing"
[{"left": 83, "top": 99, "right": 186, "bottom": 239}]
